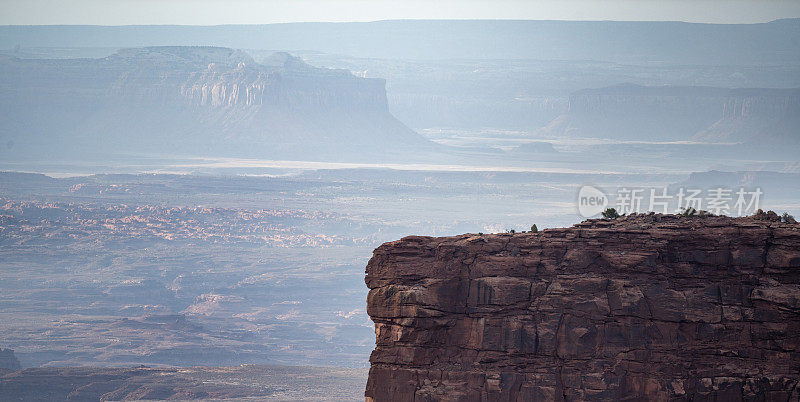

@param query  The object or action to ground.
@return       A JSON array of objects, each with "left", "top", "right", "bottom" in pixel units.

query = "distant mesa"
[
  {"left": 0, "top": 47, "right": 435, "bottom": 162},
  {"left": 0, "top": 348, "right": 21, "bottom": 370},
  {"left": 110, "top": 46, "right": 257, "bottom": 68},
  {"left": 538, "top": 84, "right": 800, "bottom": 147}
]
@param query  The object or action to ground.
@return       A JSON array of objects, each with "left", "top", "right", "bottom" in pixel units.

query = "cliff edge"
[{"left": 364, "top": 214, "right": 800, "bottom": 400}]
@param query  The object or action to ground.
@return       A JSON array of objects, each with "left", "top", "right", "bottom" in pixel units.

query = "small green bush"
[
  {"left": 530, "top": 224, "right": 538, "bottom": 233},
  {"left": 601, "top": 208, "right": 620, "bottom": 219}
]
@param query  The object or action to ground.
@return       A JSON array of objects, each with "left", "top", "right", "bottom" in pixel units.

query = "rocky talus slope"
[{"left": 365, "top": 214, "right": 800, "bottom": 400}]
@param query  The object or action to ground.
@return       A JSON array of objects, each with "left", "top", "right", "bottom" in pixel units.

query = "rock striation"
[{"left": 365, "top": 214, "right": 800, "bottom": 400}]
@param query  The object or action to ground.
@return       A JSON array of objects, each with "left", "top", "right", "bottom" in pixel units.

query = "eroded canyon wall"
[{"left": 365, "top": 214, "right": 800, "bottom": 400}]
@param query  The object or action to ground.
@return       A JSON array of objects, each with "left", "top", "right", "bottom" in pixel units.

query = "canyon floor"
[{"left": 0, "top": 365, "right": 367, "bottom": 401}]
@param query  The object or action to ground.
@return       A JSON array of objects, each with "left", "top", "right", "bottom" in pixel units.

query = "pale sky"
[{"left": 1, "top": 0, "right": 799, "bottom": 25}]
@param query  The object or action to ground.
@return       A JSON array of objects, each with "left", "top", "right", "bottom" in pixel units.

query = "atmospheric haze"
[{"left": 0, "top": 2, "right": 799, "bottom": 400}]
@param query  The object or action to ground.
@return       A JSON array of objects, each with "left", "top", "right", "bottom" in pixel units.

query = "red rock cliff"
[{"left": 364, "top": 214, "right": 800, "bottom": 401}]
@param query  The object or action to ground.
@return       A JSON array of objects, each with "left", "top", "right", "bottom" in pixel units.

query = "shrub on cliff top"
[
  {"left": 601, "top": 208, "right": 620, "bottom": 220},
  {"left": 530, "top": 224, "right": 538, "bottom": 233}
]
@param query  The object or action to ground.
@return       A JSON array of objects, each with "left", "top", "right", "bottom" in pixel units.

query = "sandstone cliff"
[{"left": 365, "top": 214, "right": 800, "bottom": 400}]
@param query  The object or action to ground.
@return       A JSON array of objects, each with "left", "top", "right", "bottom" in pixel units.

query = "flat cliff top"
[{"left": 367, "top": 214, "right": 800, "bottom": 287}]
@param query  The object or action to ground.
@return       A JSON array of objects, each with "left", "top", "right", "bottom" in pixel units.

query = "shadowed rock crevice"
[{"left": 364, "top": 214, "right": 800, "bottom": 401}]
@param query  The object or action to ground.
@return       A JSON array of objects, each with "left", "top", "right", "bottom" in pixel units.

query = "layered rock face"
[
  {"left": 365, "top": 215, "right": 800, "bottom": 400},
  {"left": 694, "top": 89, "right": 800, "bottom": 144},
  {"left": 540, "top": 84, "right": 800, "bottom": 144}
]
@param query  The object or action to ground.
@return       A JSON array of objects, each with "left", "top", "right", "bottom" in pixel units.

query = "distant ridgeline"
[
  {"left": 0, "top": 47, "right": 433, "bottom": 161},
  {"left": 0, "top": 348, "right": 21, "bottom": 370},
  {"left": 1, "top": 20, "right": 799, "bottom": 64}
]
